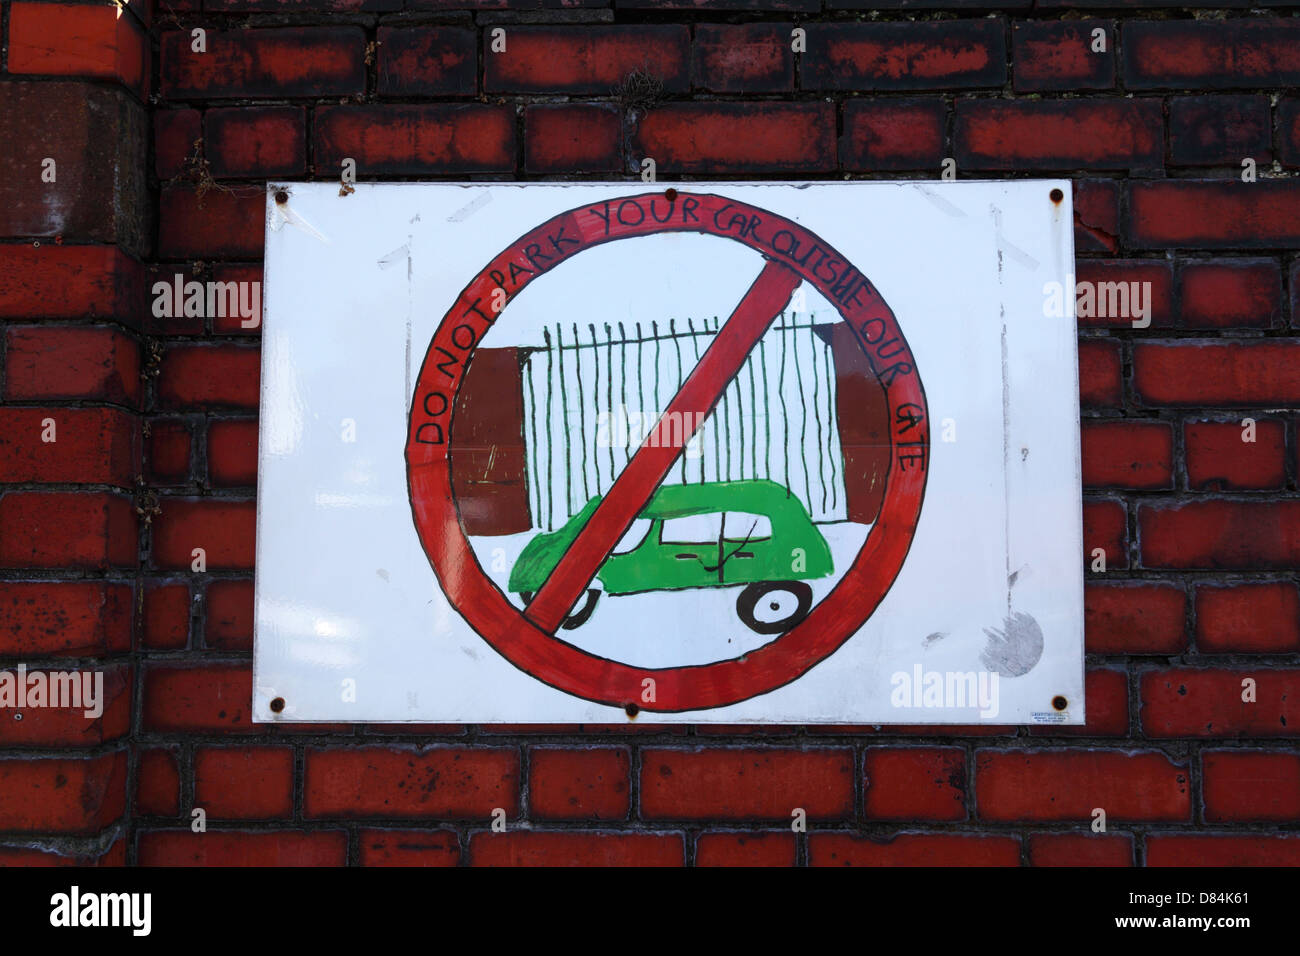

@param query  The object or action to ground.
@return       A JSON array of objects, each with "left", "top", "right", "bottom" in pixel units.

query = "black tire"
[
  {"left": 519, "top": 589, "right": 602, "bottom": 630},
  {"left": 736, "top": 581, "right": 814, "bottom": 635}
]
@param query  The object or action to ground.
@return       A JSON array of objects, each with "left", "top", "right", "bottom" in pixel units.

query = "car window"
[
  {"left": 612, "top": 518, "right": 653, "bottom": 554},
  {"left": 724, "top": 512, "right": 772, "bottom": 541},
  {"left": 660, "top": 512, "right": 724, "bottom": 544}
]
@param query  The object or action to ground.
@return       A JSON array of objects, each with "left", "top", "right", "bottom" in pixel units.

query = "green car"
[{"left": 510, "top": 479, "right": 833, "bottom": 634}]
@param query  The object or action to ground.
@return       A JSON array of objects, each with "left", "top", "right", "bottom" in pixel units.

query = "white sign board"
[{"left": 254, "top": 181, "right": 1083, "bottom": 725}]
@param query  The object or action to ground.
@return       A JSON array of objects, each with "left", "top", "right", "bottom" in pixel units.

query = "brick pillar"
[{"left": 0, "top": 1, "right": 152, "bottom": 865}]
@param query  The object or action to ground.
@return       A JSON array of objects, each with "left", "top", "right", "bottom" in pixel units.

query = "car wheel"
[
  {"left": 518, "top": 589, "right": 602, "bottom": 630},
  {"left": 736, "top": 581, "right": 813, "bottom": 635}
]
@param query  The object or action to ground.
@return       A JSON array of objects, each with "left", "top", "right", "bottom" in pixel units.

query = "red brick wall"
[{"left": 1, "top": 0, "right": 1298, "bottom": 867}]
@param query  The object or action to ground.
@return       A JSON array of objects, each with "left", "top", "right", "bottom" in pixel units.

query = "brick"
[
  {"left": 155, "top": 109, "right": 201, "bottom": 180},
  {"left": 1147, "top": 834, "right": 1300, "bottom": 867},
  {"left": 469, "top": 832, "right": 683, "bottom": 867},
  {"left": 4, "top": 326, "right": 140, "bottom": 406},
  {"left": 1083, "top": 499, "right": 1127, "bottom": 570},
  {"left": 208, "top": 419, "right": 259, "bottom": 486},
  {"left": 0, "top": 492, "right": 135, "bottom": 570},
  {"left": 841, "top": 99, "right": 946, "bottom": 172},
  {"left": 695, "top": 831, "right": 796, "bottom": 867},
  {"left": 1185, "top": 419, "right": 1285, "bottom": 490},
  {"left": 632, "top": 103, "right": 835, "bottom": 174},
  {"left": 1129, "top": 181, "right": 1300, "bottom": 249},
  {"left": 137, "top": 748, "right": 180, "bottom": 817},
  {"left": 1028, "top": 667, "right": 1129, "bottom": 738},
  {"left": 1073, "top": 260, "right": 1174, "bottom": 329},
  {"left": 525, "top": 105, "right": 622, "bottom": 175},
  {"left": 162, "top": 27, "right": 365, "bottom": 98},
  {"left": 863, "top": 747, "right": 965, "bottom": 821},
  {"left": 693, "top": 24, "right": 793, "bottom": 93},
  {"left": 152, "top": 498, "right": 255, "bottom": 571},
  {"left": 622, "top": 0, "right": 816, "bottom": 8},
  {"left": 1170, "top": 95, "right": 1272, "bottom": 166},
  {"left": 0, "top": 665, "right": 130, "bottom": 747},
  {"left": 315, "top": 105, "right": 515, "bottom": 175},
  {"left": 810, "top": 832, "right": 1020, "bottom": 866},
  {"left": 485, "top": 26, "right": 690, "bottom": 94},
  {"left": 143, "top": 664, "right": 255, "bottom": 733},
  {"left": 1177, "top": 259, "right": 1282, "bottom": 329},
  {"left": 0, "top": 581, "right": 132, "bottom": 657},
  {"left": 0, "top": 408, "right": 138, "bottom": 486},
  {"left": 1074, "top": 179, "right": 1120, "bottom": 254},
  {"left": 1195, "top": 582, "right": 1300, "bottom": 654},
  {"left": 1135, "top": 341, "right": 1300, "bottom": 407},
  {"left": 1203, "top": 750, "right": 1300, "bottom": 822},
  {"left": 1281, "top": 97, "right": 1300, "bottom": 168},
  {"left": 205, "top": 579, "right": 254, "bottom": 651},
  {"left": 207, "top": 0, "right": 401, "bottom": 8},
  {"left": 975, "top": 750, "right": 1189, "bottom": 822},
  {"left": 803, "top": 21, "right": 1006, "bottom": 91},
  {"left": 529, "top": 747, "right": 630, "bottom": 821},
  {"left": 1124, "top": 20, "right": 1300, "bottom": 90},
  {"left": 7, "top": 3, "right": 146, "bottom": 92},
  {"left": 0, "top": 752, "right": 126, "bottom": 833},
  {"left": 640, "top": 748, "right": 854, "bottom": 821},
  {"left": 0, "top": 841, "right": 124, "bottom": 867},
  {"left": 377, "top": 26, "right": 476, "bottom": 96},
  {"left": 359, "top": 829, "right": 460, "bottom": 866},
  {"left": 1013, "top": 21, "right": 1114, "bottom": 92},
  {"left": 142, "top": 581, "right": 190, "bottom": 650},
  {"left": 0, "top": 246, "right": 144, "bottom": 323},
  {"left": 305, "top": 747, "right": 520, "bottom": 818},
  {"left": 205, "top": 107, "right": 307, "bottom": 179},
  {"left": 147, "top": 420, "right": 193, "bottom": 485},
  {"left": 0, "top": 83, "right": 148, "bottom": 253},
  {"left": 138, "top": 830, "right": 347, "bottom": 866},
  {"left": 1028, "top": 833, "right": 1133, "bottom": 867},
  {"left": 195, "top": 747, "right": 294, "bottom": 819},
  {"left": 1081, "top": 421, "right": 1173, "bottom": 490},
  {"left": 1085, "top": 582, "right": 1186, "bottom": 655},
  {"left": 158, "top": 345, "right": 260, "bottom": 410},
  {"left": 159, "top": 186, "right": 264, "bottom": 259},
  {"left": 1078, "top": 339, "right": 1122, "bottom": 408},
  {"left": 956, "top": 99, "right": 1162, "bottom": 172},
  {"left": 1140, "top": 668, "right": 1299, "bottom": 737},
  {"left": 1140, "top": 500, "right": 1300, "bottom": 570}
]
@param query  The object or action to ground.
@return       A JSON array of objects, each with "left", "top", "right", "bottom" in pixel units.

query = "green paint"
[{"left": 508, "top": 479, "right": 833, "bottom": 596}]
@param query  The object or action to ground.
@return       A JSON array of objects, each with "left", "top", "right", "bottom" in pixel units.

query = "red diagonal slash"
[{"left": 524, "top": 258, "right": 803, "bottom": 633}]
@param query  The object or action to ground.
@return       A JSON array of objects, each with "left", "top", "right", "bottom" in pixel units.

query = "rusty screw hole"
[
  {"left": 1049, "top": 188, "right": 1064, "bottom": 204},
  {"left": 274, "top": 190, "right": 289, "bottom": 205},
  {"left": 1052, "top": 695, "right": 1068, "bottom": 711},
  {"left": 270, "top": 697, "right": 286, "bottom": 713},
  {"left": 664, "top": 188, "right": 678, "bottom": 202},
  {"left": 624, "top": 702, "right": 640, "bottom": 718}
]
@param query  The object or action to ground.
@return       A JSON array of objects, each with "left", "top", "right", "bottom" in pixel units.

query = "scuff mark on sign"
[
  {"left": 981, "top": 612, "right": 1044, "bottom": 677},
  {"left": 448, "top": 191, "right": 491, "bottom": 223}
]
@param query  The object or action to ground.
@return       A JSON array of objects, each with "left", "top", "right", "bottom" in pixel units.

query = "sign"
[{"left": 254, "top": 181, "right": 1084, "bottom": 725}]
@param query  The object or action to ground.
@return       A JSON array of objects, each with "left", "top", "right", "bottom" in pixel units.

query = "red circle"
[{"left": 407, "top": 191, "right": 928, "bottom": 712}]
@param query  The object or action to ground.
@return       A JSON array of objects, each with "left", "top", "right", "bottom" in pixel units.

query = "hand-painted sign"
[{"left": 255, "top": 181, "right": 1083, "bottom": 724}]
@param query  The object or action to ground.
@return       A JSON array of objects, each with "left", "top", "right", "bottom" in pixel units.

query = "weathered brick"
[
  {"left": 975, "top": 750, "right": 1189, "bottom": 822},
  {"left": 803, "top": 21, "right": 1006, "bottom": 91},
  {"left": 633, "top": 103, "right": 835, "bottom": 174},
  {"left": 304, "top": 747, "right": 520, "bottom": 818},
  {"left": 315, "top": 105, "right": 515, "bottom": 175}
]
